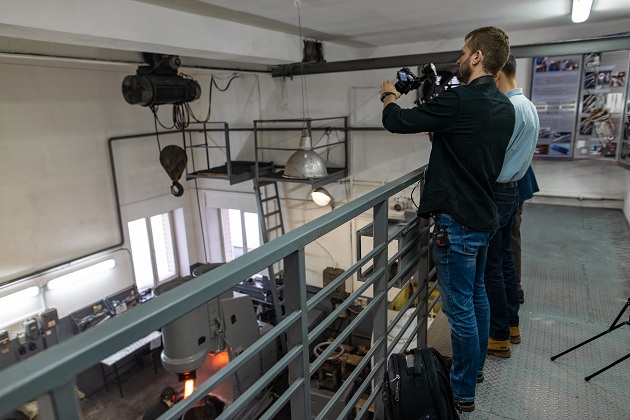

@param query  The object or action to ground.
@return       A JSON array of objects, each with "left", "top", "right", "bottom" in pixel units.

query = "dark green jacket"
[{"left": 382, "top": 76, "right": 515, "bottom": 231}]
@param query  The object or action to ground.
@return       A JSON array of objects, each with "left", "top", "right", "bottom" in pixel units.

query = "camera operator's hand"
[{"left": 379, "top": 80, "right": 400, "bottom": 106}]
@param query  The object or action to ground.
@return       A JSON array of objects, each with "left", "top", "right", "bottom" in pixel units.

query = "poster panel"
[
  {"left": 531, "top": 55, "right": 582, "bottom": 159},
  {"left": 619, "top": 64, "right": 630, "bottom": 168},
  {"left": 574, "top": 51, "right": 630, "bottom": 160}
]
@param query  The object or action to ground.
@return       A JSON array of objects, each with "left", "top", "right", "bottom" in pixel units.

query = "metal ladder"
[{"left": 253, "top": 176, "right": 286, "bottom": 327}]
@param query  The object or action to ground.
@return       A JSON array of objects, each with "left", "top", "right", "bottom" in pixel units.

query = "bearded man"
[{"left": 379, "top": 26, "right": 514, "bottom": 411}]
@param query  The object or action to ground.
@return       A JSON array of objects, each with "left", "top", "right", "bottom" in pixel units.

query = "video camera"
[{"left": 395, "top": 63, "right": 437, "bottom": 95}]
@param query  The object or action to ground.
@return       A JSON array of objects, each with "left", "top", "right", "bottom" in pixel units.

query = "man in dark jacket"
[{"left": 380, "top": 26, "right": 514, "bottom": 412}]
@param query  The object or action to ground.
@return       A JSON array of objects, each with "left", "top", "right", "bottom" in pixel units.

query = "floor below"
[{"left": 78, "top": 203, "right": 630, "bottom": 419}]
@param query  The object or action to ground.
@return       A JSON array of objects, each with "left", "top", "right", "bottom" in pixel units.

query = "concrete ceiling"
[
  {"left": 1, "top": 0, "right": 630, "bottom": 72},
  {"left": 144, "top": 0, "right": 630, "bottom": 48}
]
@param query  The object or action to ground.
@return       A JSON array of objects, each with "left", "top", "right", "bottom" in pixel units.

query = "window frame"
[{"left": 128, "top": 210, "right": 180, "bottom": 292}]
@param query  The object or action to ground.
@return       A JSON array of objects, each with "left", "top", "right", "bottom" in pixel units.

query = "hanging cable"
[
  {"left": 172, "top": 104, "right": 190, "bottom": 130},
  {"left": 184, "top": 127, "right": 209, "bottom": 263},
  {"left": 295, "top": 0, "right": 310, "bottom": 124},
  {"left": 151, "top": 105, "right": 176, "bottom": 130},
  {"left": 302, "top": 200, "right": 338, "bottom": 268},
  {"left": 194, "top": 179, "right": 209, "bottom": 263},
  {"left": 148, "top": 72, "right": 240, "bottom": 130},
  {"left": 313, "top": 127, "right": 334, "bottom": 161},
  {"left": 183, "top": 73, "right": 240, "bottom": 124},
  {"left": 211, "top": 74, "right": 240, "bottom": 92},
  {"left": 152, "top": 110, "right": 163, "bottom": 153}
]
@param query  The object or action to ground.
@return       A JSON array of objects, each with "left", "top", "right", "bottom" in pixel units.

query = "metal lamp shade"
[{"left": 283, "top": 129, "right": 328, "bottom": 179}]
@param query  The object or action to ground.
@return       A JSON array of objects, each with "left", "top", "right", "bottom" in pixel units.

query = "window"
[
  {"left": 0, "top": 286, "right": 43, "bottom": 329},
  {"left": 220, "top": 209, "right": 261, "bottom": 262},
  {"left": 129, "top": 211, "right": 178, "bottom": 291}
]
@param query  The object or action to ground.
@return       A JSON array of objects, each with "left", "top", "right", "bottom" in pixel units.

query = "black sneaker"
[
  {"left": 456, "top": 400, "right": 475, "bottom": 412},
  {"left": 476, "top": 373, "right": 484, "bottom": 383}
]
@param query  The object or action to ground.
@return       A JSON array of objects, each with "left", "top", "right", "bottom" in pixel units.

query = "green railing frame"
[{"left": 0, "top": 166, "right": 434, "bottom": 420}]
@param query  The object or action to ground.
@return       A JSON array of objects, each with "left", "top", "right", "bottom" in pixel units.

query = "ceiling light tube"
[
  {"left": 0, "top": 286, "right": 40, "bottom": 306},
  {"left": 47, "top": 259, "right": 116, "bottom": 290},
  {"left": 572, "top": 0, "right": 593, "bottom": 23}
]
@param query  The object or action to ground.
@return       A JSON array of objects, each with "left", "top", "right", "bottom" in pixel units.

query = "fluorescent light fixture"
[
  {"left": 311, "top": 187, "right": 335, "bottom": 209},
  {"left": 47, "top": 259, "right": 116, "bottom": 290},
  {"left": 572, "top": 0, "right": 593, "bottom": 23},
  {"left": 0, "top": 286, "right": 40, "bottom": 305}
]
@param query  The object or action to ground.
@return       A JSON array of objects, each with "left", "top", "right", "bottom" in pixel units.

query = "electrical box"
[
  {"left": 0, "top": 330, "right": 18, "bottom": 370},
  {"left": 23, "top": 318, "right": 39, "bottom": 341},
  {"left": 41, "top": 308, "right": 59, "bottom": 348},
  {"left": 0, "top": 330, "right": 10, "bottom": 353},
  {"left": 323, "top": 267, "right": 346, "bottom": 298},
  {"left": 16, "top": 318, "right": 44, "bottom": 361}
]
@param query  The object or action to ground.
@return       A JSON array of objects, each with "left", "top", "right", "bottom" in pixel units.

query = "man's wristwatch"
[{"left": 380, "top": 91, "right": 397, "bottom": 102}]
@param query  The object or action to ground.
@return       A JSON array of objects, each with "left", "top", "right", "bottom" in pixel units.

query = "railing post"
[
  {"left": 284, "top": 249, "right": 311, "bottom": 418},
  {"left": 372, "top": 200, "right": 389, "bottom": 419},
  {"left": 415, "top": 217, "right": 432, "bottom": 348},
  {"left": 37, "top": 381, "right": 81, "bottom": 420}
]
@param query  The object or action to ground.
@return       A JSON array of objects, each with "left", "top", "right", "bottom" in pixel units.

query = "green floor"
[{"left": 468, "top": 204, "right": 630, "bottom": 419}]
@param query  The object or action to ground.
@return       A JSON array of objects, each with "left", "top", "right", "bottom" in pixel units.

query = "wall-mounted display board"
[
  {"left": 530, "top": 55, "right": 583, "bottom": 159},
  {"left": 531, "top": 51, "right": 630, "bottom": 169},
  {"left": 619, "top": 72, "right": 630, "bottom": 168},
  {"left": 574, "top": 51, "right": 630, "bottom": 161}
]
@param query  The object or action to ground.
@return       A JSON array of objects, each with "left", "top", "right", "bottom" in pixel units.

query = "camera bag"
[{"left": 383, "top": 347, "right": 460, "bottom": 420}]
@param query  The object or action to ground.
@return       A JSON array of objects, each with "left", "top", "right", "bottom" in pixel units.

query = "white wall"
[
  {"left": 0, "top": 56, "right": 146, "bottom": 283},
  {"left": 0, "top": 52, "right": 628, "bottom": 319},
  {"left": 532, "top": 159, "right": 626, "bottom": 204}
]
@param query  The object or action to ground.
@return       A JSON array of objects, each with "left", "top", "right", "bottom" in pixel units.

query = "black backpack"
[{"left": 383, "top": 347, "right": 461, "bottom": 420}]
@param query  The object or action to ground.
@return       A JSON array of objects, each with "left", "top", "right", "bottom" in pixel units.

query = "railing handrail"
[{"left": 0, "top": 165, "right": 427, "bottom": 417}]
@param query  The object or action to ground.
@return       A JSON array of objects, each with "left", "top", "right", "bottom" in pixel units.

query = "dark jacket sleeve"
[{"left": 382, "top": 91, "right": 462, "bottom": 134}]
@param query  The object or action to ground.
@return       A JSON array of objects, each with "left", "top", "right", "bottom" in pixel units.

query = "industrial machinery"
[
  {"left": 121, "top": 54, "right": 201, "bottom": 107},
  {"left": 154, "top": 274, "right": 276, "bottom": 415}
]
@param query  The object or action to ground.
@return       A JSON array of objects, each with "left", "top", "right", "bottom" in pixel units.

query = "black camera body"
[{"left": 394, "top": 63, "right": 437, "bottom": 96}]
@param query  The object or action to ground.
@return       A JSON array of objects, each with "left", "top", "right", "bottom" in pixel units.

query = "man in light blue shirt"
[
  {"left": 496, "top": 82, "right": 539, "bottom": 183},
  {"left": 485, "top": 54, "right": 540, "bottom": 358}
]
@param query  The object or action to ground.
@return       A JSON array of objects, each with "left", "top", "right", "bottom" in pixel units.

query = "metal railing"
[{"left": 0, "top": 166, "right": 437, "bottom": 420}]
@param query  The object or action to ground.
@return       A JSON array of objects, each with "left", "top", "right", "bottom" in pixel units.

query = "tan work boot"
[
  {"left": 487, "top": 337, "right": 511, "bottom": 358},
  {"left": 510, "top": 326, "right": 521, "bottom": 344}
]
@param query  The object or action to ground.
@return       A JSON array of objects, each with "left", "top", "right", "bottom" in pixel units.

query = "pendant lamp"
[{"left": 283, "top": 128, "right": 328, "bottom": 179}]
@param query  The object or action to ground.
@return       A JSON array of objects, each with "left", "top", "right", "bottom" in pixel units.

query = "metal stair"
[{"left": 253, "top": 172, "right": 286, "bottom": 328}]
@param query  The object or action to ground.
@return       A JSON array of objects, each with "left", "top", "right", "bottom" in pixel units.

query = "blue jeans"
[
  {"left": 432, "top": 214, "right": 491, "bottom": 403},
  {"left": 484, "top": 187, "right": 520, "bottom": 341}
]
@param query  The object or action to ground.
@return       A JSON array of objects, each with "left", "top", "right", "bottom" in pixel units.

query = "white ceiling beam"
[{"left": 0, "top": 0, "right": 302, "bottom": 65}]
